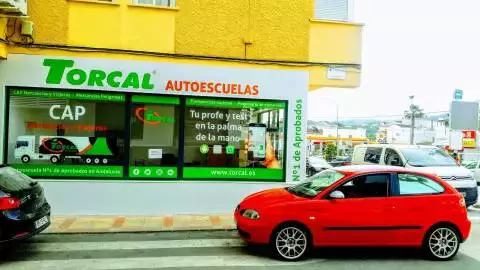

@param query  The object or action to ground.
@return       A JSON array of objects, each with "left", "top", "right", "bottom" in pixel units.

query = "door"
[
  {"left": 316, "top": 173, "right": 397, "bottom": 246},
  {"left": 386, "top": 173, "right": 447, "bottom": 246}
]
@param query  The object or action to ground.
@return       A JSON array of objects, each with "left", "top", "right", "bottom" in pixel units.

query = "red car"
[{"left": 234, "top": 165, "right": 471, "bottom": 261}]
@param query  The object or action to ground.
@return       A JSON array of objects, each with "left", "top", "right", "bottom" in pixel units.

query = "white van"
[{"left": 352, "top": 144, "right": 478, "bottom": 207}]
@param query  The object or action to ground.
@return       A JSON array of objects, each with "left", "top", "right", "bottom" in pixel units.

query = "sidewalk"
[{"left": 44, "top": 214, "right": 236, "bottom": 234}]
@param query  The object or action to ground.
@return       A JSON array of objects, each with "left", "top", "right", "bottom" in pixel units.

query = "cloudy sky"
[{"left": 308, "top": 0, "right": 480, "bottom": 121}]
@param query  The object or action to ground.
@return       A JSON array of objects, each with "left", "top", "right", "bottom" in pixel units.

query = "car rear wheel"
[
  {"left": 423, "top": 225, "right": 460, "bottom": 261},
  {"left": 271, "top": 225, "right": 310, "bottom": 261}
]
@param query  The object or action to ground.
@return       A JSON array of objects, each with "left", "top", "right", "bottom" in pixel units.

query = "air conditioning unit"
[{"left": 0, "top": 0, "right": 27, "bottom": 17}]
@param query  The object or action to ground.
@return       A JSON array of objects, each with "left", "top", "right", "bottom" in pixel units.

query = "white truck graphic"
[{"left": 14, "top": 135, "right": 114, "bottom": 164}]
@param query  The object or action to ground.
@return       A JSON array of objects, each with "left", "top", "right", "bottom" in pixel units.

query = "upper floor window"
[
  {"left": 314, "top": 0, "right": 352, "bottom": 21},
  {"left": 135, "top": 0, "right": 175, "bottom": 7}
]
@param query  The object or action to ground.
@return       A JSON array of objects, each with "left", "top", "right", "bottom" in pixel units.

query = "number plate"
[{"left": 34, "top": 216, "right": 49, "bottom": 229}]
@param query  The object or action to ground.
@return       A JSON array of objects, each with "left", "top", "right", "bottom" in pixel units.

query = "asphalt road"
[{"left": 1, "top": 222, "right": 480, "bottom": 270}]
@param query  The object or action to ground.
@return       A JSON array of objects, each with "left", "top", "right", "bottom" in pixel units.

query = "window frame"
[
  {"left": 3, "top": 86, "right": 289, "bottom": 182},
  {"left": 391, "top": 173, "right": 446, "bottom": 197},
  {"left": 133, "top": 0, "right": 176, "bottom": 7}
]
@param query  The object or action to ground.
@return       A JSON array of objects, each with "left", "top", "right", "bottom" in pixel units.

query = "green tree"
[
  {"left": 324, "top": 144, "right": 337, "bottom": 161},
  {"left": 404, "top": 104, "right": 425, "bottom": 144}
]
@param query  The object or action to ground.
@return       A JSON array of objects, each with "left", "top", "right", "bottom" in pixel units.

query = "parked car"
[
  {"left": 352, "top": 144, "right": 478, "bottom": 207},
  {"left": 234, "top": 165, "right": 471, "bottom": 261},
  {"left": 306, "top": 156, "right": 332, "bottom": 177},
  {"left": 0, "top": 165, "right": 51, "bottom": 243},
  {"left": 462, "top": 160, "right": 480, "bottom": 185},
  {"left": 329, "top": 156, "right": 352, "bottom": 167}
]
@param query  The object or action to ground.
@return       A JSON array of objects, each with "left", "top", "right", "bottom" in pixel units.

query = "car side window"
[
  {"left": 364, "top": 147, "right": 382, "bottom": 164},
  {"left": 397, "top": 173, "right": 445, "bottom": 195},
  {"left": 384, "top": 148, "right": 403, "bottom": 166},
  {"left": 334, "top": 174, "right": 390, "bottom": 198}
]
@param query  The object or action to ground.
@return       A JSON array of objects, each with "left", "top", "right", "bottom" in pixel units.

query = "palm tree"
[{"left": 404, "top": 104, "right": 425, "bottom": 144}]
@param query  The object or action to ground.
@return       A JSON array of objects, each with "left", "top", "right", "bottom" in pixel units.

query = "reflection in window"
[{"left": 398, "top": 174, "right": 445, "bottom": 195}]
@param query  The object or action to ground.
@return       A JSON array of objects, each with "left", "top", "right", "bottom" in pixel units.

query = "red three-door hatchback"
[{"left": 234, "top": 165, "right": 471, "bottom": 261}]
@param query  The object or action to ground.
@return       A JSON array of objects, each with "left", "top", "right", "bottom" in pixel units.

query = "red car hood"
[{"left": 240, "top": 188, "right": 296, "bottom": 208}]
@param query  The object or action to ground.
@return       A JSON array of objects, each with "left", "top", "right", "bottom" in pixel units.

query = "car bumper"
[
  {"left": 0, "top": 203, "right": 51, "bottom": 243},
  {"left": 457, "top": 187, "right": 478, "bottom": 207},
  {"left": 234, "top": 210, "right": 271, "bottom": 244}
]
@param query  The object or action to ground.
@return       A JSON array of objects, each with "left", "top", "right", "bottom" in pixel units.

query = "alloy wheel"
[
  {"left": 428, "top": 227, "right": 459, "bottom": 259},
  {"left": 275, "top": 226, "right": 308, "bottom": 260}
]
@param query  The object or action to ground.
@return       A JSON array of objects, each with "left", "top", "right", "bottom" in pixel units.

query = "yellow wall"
[
  {"left": 309, "top": 20, "right": 363, "bottom": 64},
  {"left": 67, "top": 0, "right": 176, "bottom": 53},
  {"left": 175, "top": 0, "right": 311, "bottom": 61},
  {"left": 28, "top": 0, "right": 69, "bottom": 44},
  {"left": 0, "top": 18, "right": 7, "bottom": 59}
]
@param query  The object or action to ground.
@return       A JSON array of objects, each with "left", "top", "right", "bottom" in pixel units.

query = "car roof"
[
  {"left": 333, "top": 165, "right": 411, "bottom": 174},
  {"left": 356, "top": 144, "right": 437, "bottom": 149}
]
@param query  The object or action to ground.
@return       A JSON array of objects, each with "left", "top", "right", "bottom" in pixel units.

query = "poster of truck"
[{"left": 14, "top": 135, "right": 115, "bottom": 164}]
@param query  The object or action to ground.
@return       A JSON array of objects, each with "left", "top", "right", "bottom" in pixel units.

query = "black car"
[{"left": 0, "top": 165, "right": 50, "bottom": 242}]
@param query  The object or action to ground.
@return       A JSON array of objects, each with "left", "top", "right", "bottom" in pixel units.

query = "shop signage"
[
  {"left": 462, "top": 130, "right": 477, "bottom": 148},
  {"left": 43, "top": 59, "right": 155, "bottom": 90},
  {"left": 135, "top": 107, "right": 175, "bottom": 125},
  {"left": 49, "top": 105, "right": 86, "bottom": 120}
]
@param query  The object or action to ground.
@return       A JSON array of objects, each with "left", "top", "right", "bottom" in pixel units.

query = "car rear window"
[{"left": 0, "top": 166, "right": 35, "bottom": 192}]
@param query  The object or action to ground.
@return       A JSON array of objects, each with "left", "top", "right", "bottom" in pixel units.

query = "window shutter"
[{"left": 314, "top": 0, "right": 349, "bottom": 21}]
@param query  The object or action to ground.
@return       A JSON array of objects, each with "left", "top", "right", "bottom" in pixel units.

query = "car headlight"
[{"left": 241, "top": 209, "right": 260, "bottom": 220}]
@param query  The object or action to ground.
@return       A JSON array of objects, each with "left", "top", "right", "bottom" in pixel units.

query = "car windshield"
[
  {"left": 309, "top": 157, "right": 330, "bottom": 167},
  {"left": 400, "top": 148, "right": 457, "bottom": 167},
  {"left": 287, "top": 169, "right": 345, "bottom": 198}
]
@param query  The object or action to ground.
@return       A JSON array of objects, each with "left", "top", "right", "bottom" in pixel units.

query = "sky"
[{"left": 308, "top": 0, "right": 480, "bottom": 121}]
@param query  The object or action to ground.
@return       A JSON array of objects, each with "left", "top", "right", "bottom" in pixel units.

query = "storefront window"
[
  {"left": 183, "top": 98, "right": 286, "bottom": 181},
  {"left": 6, "top": 88, "right": 126, "bottom": 178},
  {"left": 129, "top": 95, "right": 180, "bottom": 179}
]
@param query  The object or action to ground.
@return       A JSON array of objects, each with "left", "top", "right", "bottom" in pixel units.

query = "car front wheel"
[
  {"left": 423, "top": 225, "right": 460, "bottom": 261},
  {"left": 271, "top": 225, "right": 310, "bottom": 261}
]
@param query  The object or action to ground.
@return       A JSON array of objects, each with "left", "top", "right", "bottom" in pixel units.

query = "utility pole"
[
  {"left": 409, "top": 95, "right": 415, "bottom": 145},
  {"left": 336, "top": 104, "right": 340, "bottom": 156}
]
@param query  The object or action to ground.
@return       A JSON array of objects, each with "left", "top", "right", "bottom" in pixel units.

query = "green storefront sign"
[
  {"left": 11, "top": 164, "right": 123, "bottom": 178},
  {"left": 129, "top": 167, "right": 178, "bottom": 178},
  {"left": 43, "top": 59, "right": 155, "bottom": 90},
  {"left": 183, "top": 167, "right": 283, "bottom": 181}
]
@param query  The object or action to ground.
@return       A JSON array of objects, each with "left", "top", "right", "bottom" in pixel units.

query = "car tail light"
[
  {"left": 459, "top": 196, "right": 466, "bottom": 207},
  {"left": 0, "top": 197, "right": 21, "bottom": 211}
]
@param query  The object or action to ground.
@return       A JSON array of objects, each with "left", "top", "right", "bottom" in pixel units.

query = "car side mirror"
[{"left": 329, "top": 190, "right": 345, "bottom": 199}]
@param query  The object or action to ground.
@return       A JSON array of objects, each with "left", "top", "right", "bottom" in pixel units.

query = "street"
[{"left": 1, "top": 220, "right": 479, "bottom": 270}]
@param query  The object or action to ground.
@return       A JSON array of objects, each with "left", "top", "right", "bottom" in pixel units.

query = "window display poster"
[{"left": 183, "top": 98, "right": 286, "bottom": 180}]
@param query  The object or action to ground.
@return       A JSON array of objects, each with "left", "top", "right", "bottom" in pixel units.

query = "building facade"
[{"left": 0, "top": 0, "right": 363, "bottom": 215}]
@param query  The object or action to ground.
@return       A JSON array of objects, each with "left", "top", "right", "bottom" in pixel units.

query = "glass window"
[
  {"left": 398, "top": 173, "right": 445, "bottom": 195},
  {"left": 0, "top": 166, "right": 35, "bottom": 192},
  {"left": 384, "top": 148, "right": 403, "bottom": 166},
  {"left": 399, "top": 148, "right": 457, "bottom": 167},
  {"left": 287, "top": 169, "right": 345, "bottom": 198},
  {"left": 364, "top": 147, "right": 382, "bottom": 164},
  {"left": 129, "top": 95, "right": 180, "bottom": 179},
  {"left": 183, "top": 98, "right": 286, "bottom": 181},
  {"left": 135, "top": 0, "right": 175, "bottom": 7},
  {"left": 464, "top": 161, "right": 478, "bottom": 170},
  {"left": 334, "top": 174, "right": 390, "bottom": 198},
  {"left": 6, "top": 89, "right": 126, "bottom": 178}
]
